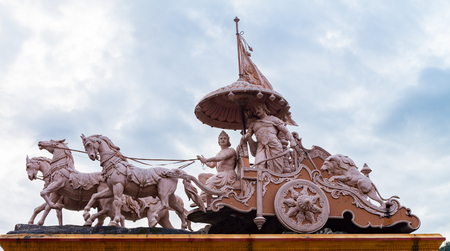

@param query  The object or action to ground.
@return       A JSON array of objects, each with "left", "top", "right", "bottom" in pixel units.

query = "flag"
[{"left": 238, "top": 35, "right": 273, "bottom": 90}]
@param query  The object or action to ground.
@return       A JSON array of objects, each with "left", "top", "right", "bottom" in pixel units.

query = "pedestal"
[{"left": 0, "top": 233, "right": 445, "bottom": 251}]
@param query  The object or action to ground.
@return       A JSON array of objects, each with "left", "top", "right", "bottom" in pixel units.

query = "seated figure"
[{"left": 197, "top": 131, "right": 237, "bottom": 205}]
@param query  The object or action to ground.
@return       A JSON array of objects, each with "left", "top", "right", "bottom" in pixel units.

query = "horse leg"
[
  {"left": 28, "top": 203, "right": 46, "bottom": 224},
  {"left": 83, "top": 188, "right": 113, "bottom": 222},
  {"left": 36, "top": 205, "right": 52, "bottom": 226},
  {"left": 146, "top": 206, "right": 160, "bottom": 228},
  {"left": 156, "top": 210, "right": 174, "bottom": 229},
  {"left": 40, "top": 180, "right": 65, "bottom": 209},
  {"left": 55, "top": 207, "right": 63, "bottom": 226},
  {"left": 120, "top": 215, "right": 125, "bottom": 227},
  {"left": 36, "top": 194, "right": 62, "bottom": 225},
  {"left": 168, "top": 193, "right": 187, "bottom": 229},
  {"left": 110, "top": 183, "right": 124, "bottom": 226},
  {"left": 94, "top": 198, "right": 110, "bottom": 227},
  {"left": 86, "top": 208, "right": 109, "bottom": 227},
  {"left": 54, "top": 196, "right": 64, "bottom": 225}
]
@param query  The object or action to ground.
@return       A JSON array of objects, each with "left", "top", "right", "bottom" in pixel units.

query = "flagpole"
[
  {"left": 233, "top": 17, "right": 247, "bottom": 135},
  {"left": 234, "top": 17, "right": 243, "bottom": 79}
]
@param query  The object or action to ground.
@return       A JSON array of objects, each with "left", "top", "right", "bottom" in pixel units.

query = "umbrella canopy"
[
  {"left": 195, "top": 17, "right": 297, "bottom": 130},
  {"left": 194, "top": 78, "right": 296, "bottom": 130}
]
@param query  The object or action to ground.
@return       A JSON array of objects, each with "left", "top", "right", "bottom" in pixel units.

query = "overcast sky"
[{"left": 1, "top": 0, "right": 450, "bottom": 242}]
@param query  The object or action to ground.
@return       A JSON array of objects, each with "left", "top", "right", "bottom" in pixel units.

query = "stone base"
[
  {"left": 7, "top": 224, "right": 197, "bottom": 235},
  {"left": 0, "top": 232, "right": 445, "bottom": 251}
]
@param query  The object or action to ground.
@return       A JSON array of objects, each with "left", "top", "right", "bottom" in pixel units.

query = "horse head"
[
  {"left": 38, "top": 139, "right": 67, "bottom": 154},
  {"left": 81, "top": 134, "right": 101, "bottom": 161},
  {"left": 26, "top": 155, "right": 51, "bottom": 181},
  {"left": 81, "top": 134, "right": 122, "bottom": 162},
  {"left": 38, "top": 139, "right": 75, "bottom": 169}
]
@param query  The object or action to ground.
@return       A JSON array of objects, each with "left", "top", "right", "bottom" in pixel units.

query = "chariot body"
[{"left": 187, "top": 18, "right": 420, "bottom": 234}]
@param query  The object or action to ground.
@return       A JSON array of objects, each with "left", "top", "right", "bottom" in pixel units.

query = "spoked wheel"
[{"left": 274, "top": 180, "right": 329, "bottom": 233}]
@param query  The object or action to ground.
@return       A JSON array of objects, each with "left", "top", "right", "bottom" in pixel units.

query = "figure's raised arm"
[{"left": 198, "top": 149, "right": 235, "bottom": 164}]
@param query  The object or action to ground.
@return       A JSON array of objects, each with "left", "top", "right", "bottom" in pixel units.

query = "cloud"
[
  {"left": 1, "top": 0, "right": 450, "bottom": 242},
  {"left": 377, "top": 67, "right": 450, "bottom": 148}
]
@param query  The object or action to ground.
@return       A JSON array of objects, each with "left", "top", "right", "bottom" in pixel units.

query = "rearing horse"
[
  {"left": 37, "top": 139, "right": 116, "bottom": 226},
  {"left": 81, "top": 134, "right": 207, "bottom": 227},
  {"left": 26, "top": 156, "right": 65, "bottom": 225}
]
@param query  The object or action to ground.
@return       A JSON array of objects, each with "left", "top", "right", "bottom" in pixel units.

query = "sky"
[{"left": 1, "top": 0, "right": 450, "bottom": 243}]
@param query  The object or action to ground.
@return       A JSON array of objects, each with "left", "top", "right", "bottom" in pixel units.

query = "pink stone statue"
[
  {"left": 119, "top": 195, "right": 192, "bottom": 230},
  {"left": 241, "top": 102, "right": 297, "bottom": 173},
  {"left": 80, "top": 134, "right": 206, "bottom": 228},
  {"left": 28, "top": 141, "right": 190, "bottom": 229},
  {"left": 26, "top": 153, "right": 113, "bottom": 226},
  {"left": 320, "top": 154, "right": 399, "bottom": 208},
  {"left": 197, "top": 131, "right": 237, "bottom": 205}
]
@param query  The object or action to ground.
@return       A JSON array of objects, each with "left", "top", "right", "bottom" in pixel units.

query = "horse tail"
[{"left": 183, "top": 179, "right": 206, "bottom": 212}]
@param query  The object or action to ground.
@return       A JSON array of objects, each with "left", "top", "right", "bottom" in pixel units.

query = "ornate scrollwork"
[
  {"left": 312, "top": 171, "right": 400, "bottom": 217},
  {"left": 261, "top": 165, "right": 305, "bottom": 197},
  {"left": 210, "top": 179, "right": 256, "bottom": 212},
  {"left": 308, "top": 146, "right": 331, "bottom": 161}
]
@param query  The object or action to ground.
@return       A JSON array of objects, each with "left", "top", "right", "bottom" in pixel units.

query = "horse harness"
[
  {"left": 100, "top": 153, "right": 159, "bottom": 199},
  {"left": 49, "top": 155, "right": 85, "bottom": 210},
  {"left": 49, "top": 155, "right": 74, "bottom": 181},
  {"left": 100, "top": 153, "right": 128, "bottom": 180}
]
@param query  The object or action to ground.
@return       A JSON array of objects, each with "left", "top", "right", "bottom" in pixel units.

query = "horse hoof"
[
  {"left": 28, "top": 221, "right": 34, "bottom": 225},
  {"left": 83, "top": 212, "right": 91, "bottom": 221},
  {"left": 181, "top": 223, "right": 187, "bottom": 229},
  {"left": 108, "top": 221, "right": 118, "bottom": 227},
  {"left": 148, "top": 219, "right": 157, "bottom": 228},
  {"left": 84, "top": 220, "right": 92, "bottom": 227}
]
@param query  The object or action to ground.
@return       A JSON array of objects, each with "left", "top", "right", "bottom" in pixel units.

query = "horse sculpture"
[
  {"left": 26, "top": 154, "right": 111, "bottom": 226},
  {"left": 26, "top": 156, "right": 64, "bottom": 225},
  {"left": 27, "top": 154, "right": 189, "bottom": 228},
  {"left": 36, "top": 139, "right": 117, "bottom": 226},
  {"left": 81, "top": 134, "right": 207, "bottom": 227}
]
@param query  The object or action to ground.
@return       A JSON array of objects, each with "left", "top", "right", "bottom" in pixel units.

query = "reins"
[{"left": 48, "top": 145, "right": 197, "bottom": 169}]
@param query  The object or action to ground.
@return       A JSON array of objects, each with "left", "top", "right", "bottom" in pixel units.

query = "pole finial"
[{"left": 234, "top": 17, "right": 242, "bottom": 78}]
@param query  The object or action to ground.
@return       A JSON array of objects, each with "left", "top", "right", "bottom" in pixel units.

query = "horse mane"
[
  {"left": 30, "top": 156, "right": 52, "bottom": 164},
  {"left": 57, "top": 141, "right": 75, "bottom": 169},
  {"left": 121, "top": 195, "right": 142, "bottom": 217},
  {"left": 97, "top": 135, "right": 123, "bottom": 155}
]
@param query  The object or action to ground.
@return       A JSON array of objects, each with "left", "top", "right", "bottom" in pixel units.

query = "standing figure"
[
  {"left": 241, "top": 102, "right": 297, "bottom": 173},
  {"left": 197, "top": 131, "right": 237, "bottom": 205}
]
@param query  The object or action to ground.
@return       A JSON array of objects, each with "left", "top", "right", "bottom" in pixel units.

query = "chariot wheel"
[{"left": 274, "top": 180, "right": 329, "bottom": 233}]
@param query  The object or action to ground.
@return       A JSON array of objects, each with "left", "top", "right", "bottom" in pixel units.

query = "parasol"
[{"left": 194, "top": 17, "right": 297, "bottom": 131}]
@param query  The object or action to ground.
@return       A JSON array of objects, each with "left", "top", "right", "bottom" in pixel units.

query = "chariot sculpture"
[
  {"left": 186, "top": 17, "right": 420, "bottom": 234},
  {"left": 23, "top": 18, "right": 420, "bottom": 235}
]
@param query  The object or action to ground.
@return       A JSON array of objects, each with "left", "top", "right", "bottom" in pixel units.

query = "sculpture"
[
  {"left": 26, "top": 156, "right": 64, "bottom": 225},
  {"left": 187, "top": 18, "right": 420, "bottom": 234},
  {"left": 29, "top": 140, "right": 194, "bottom": 229},
  {"left": 120, "top": 194, "right": 192, "bottom": 230},
  {"left": 26, "top": 154, "right": 113, "bottom": 226},
  {"left": 241, "top": 102, "right": 297, "bottom": 173},
  {"left": 16, "top": 18, "right": 421, "bottom": 236},
  {"left": 320, "top": 154, "right": 397, "bottom": 208},
  {"left": 197, "top": 130, "right": 237, "bottom": 205},
  {"left": 80, "top": 134, "right": 206, "bottom": 228}
]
